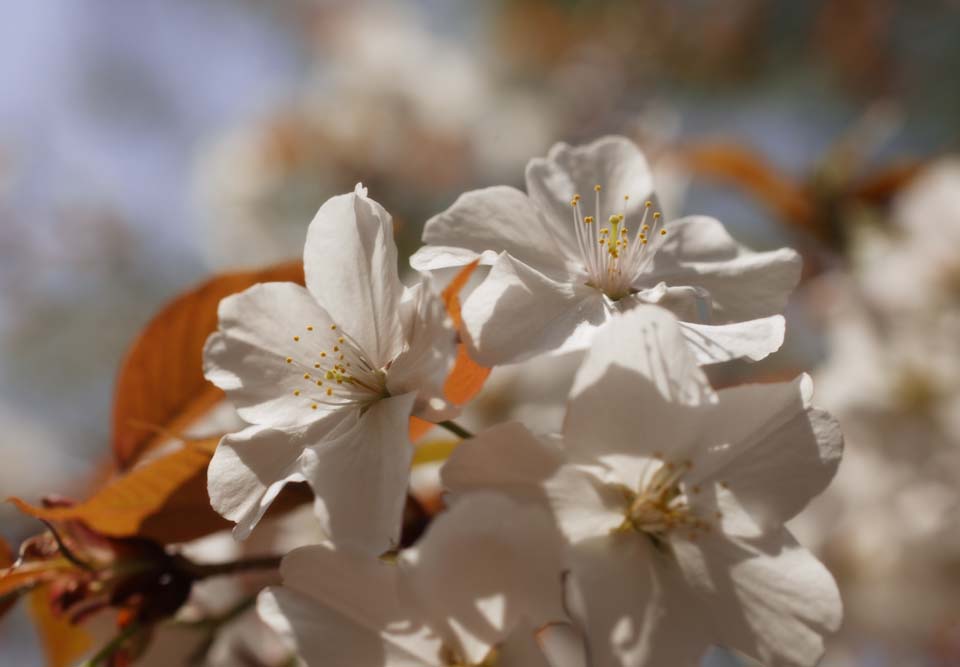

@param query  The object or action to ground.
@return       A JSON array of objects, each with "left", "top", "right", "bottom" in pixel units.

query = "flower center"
[
  {"left": 615, "top": 455, "right": 716, "bottom": 542},
  {"left": 570, "top": 184, "right": 668, "bottom": 300},
  {"left": 286, "top": 323, "right": 389, "bottom": 412}
]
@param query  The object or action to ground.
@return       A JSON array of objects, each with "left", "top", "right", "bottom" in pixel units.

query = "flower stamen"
[{"left": 570, "top": 186, "right": 669, "bottom": 299}]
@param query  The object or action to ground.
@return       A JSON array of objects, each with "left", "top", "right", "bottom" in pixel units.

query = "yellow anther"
[
  {"left": 293, "top": 336, "right": 300, "bottom": 342},
  {"left": 320, "top": 352, "right": 327, "bottom": 358},
  {"left": 333, "top": 346, "right": 340, "bottom": 352},
  {"left": 306, "top": 325, "right": 314, "bottom": 331},
  {"left": 660, "top": 229, "right": 667, "bottom": 236},
  {"left": 624, "top": 195, "right": 630, "bottom": 201},
  {"left": 642, "top": 239, "right": 649, "bottom": 245},
  {"left": 338, "top": 336, "right": 345, "bottom": 344},
  {"left": 311, "top": 403, "right": 318, "bottom": 410},
  {"left": 326, "top": 388, "right": 333, "bottom": 396},
  {"left": 645, "top": 200, "right": 652, "bottom": 208},
  {"left": 330, "top": 324, "right": 337, "bottom": 330},
  {"left": 325, "top": 371, "right": 335, "bottom": 380},
  {"left": 303, "top": 373, "right": 310, "bottom": 379},
  {"left": 642, "top": 224, "right": 650, "bottom": 232},
  {"left": 594, "top": 184, "right": 602, "bottom": 192},
  {"left": 584, "top": 216, "right": 594, "bottom": 224},
  {"left": 285, "top": 357, "right": 293, "bottom": 364},
  {"left": 653, "top": 212, "right": 661, "bottom": 220},
  {"left": 570, "top": 199, "right": 578, "bottom": 207},
  {"left": 293, "top": 390, "right": 300, "bottom": 396},
  {"left": 316, "top": 380, "right": 323, "bottom": 386}
]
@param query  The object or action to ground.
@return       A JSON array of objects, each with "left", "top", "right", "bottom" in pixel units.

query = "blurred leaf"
[
  {"left": 680, "top": 143, "right": 815, "bottom": 231},
  {"left": 9, "top": 440, "right": 220, "bottom": 542},
  {"left": 2, "top": 537, "right": 41, "bottom": 618},
  {"left": 409, "top": 261, "right": 491, "bottom": 442},
  {"left": 28, "top": 585, "right": 93, "bottom": 667},
  {"left": 412, "top": 440, "right": 459, "bottom": 467},
  {"left": 849, "top": 160, "right": 925, "bottom": 206},
  {"left": 112, "top": 262, "right": 304, "bottom": 470},
  {"left": 0, "top": 557, "right": 74, "bottom": 618}
]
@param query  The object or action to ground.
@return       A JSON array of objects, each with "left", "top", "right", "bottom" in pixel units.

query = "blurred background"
[{"left": 1, "top": 0, "right": 959, "bottom": 664}]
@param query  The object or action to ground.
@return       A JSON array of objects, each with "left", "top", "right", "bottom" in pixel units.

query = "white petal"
[
  {"left": 414, "top": 185, "right": 575, "bottom": 275},
  {"left": 207, "top": 416, "right": 351, "bottom": 540},
  {"left": 409, "top": 245, "right": 502, "bottom": 271},
  {"left": 387, "top": 279, "right": 457, "bottom": 420},
  {"left": 301, "top": 393, "right": 417, "bottom": 555},
  {"left": 279, "top": 543, "right": 405, "bottom": 631},
  {"left": 441, "top": 421, "right": 564, "bottom": 503},
  {"left": 497, "top": 622, "right": 555, "bottom": 667},
  {"left": 544, "top": 465, "right": 625, "bottom": 544},
  {"left": 632, "top": 283, "right": 712, "bottom": 323},
  {"left": 564, "top": 534, "right": 708, "bottom": 667},
  {"left": 674, "top": 529, "right": 841, "bottom": 667},
  {"left": 304, "top": 188, "right": 405, "bottom": 368},
  {"left": 525, "top": 136, "right": 656, "bottom": 239},
  {"left": 402, "top": 493, "right": 568, "bottom": 664},
  {"left": 679, "top": 315, "right": 786, "bottom": 364},
  {"left": 538, "top": 623, "right": 588, "bottom": 667},
  {"left": 204, "top": 282, "right": 340, "bottom": 429},
  {"left": 462, "top": 252, "right": 609, "bottom": 366},
  {"left": 646, "top": 217, "right": 802, "bottom": 322},
  {"left": 687, "top": 378, "right": 843, "bottom": 530},
  {"left": 260, "top": 556, "right": 442, "bottom": 667},
  {"left": 563, "top": 307, "right": 715, "bottom": 484}
]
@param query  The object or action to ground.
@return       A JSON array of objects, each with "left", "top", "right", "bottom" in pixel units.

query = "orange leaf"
[
  {"left": 112, "top": 262, "right": 305, "bottom": 470},
  {"left": 0, "top": 537, "right": 11, "bottom": 570},
  {"left": 441, "top": 259, "right": 480, "bottom": 330},
  {"left": 28, "top": 586, "right": 93, "bottom": 667},
  {"left": 10, "top": 440, "right": 219, "bottom": 541},
  {"left": 441, "top": 260, "right": 492, "bottom": 407},
  {"left": 408, "top": 417, "right": 434, "bottom": 443},
  {"left": 408, "top": 261, "right": 491, "bottom": 443}
]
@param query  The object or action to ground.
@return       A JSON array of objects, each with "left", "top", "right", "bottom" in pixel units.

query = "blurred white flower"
[
  {"left": 860, "top": 159, "right": 960, "bottom": 313},
  {"left": 795, "top": 269, "right": 960, "bottom": 650},
  {"left": 411, "top": 136, "right": 799, "bottom": 367},
  {"left": 444, "top": 307, "right": 843, "bottom": 666},
  {"left": 203, "top": 185, "right": 456, "bottom": 551},
  {"left": 258, "top": 493, "right": 571, "bottom": 667}
]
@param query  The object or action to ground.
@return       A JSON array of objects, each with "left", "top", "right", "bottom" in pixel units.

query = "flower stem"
[
  {"left": 438, "top": 420, "right": 474, "bottom": 439},
  {"left": 176, "top": 554, "right": 283, "bottom": 580}
]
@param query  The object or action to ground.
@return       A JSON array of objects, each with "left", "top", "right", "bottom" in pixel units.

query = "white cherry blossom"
[
  {"left": 203, "top": 184, "right": 457, "bottom": 551},
  {"left": 411, "top": 136, "right": 801, "bottom": 367},
  {"left": 257, "top": 493, "right": 571, "bottom": 667},
  {"left": 442, "top": 307, "right": 843, "bottom": 666}
]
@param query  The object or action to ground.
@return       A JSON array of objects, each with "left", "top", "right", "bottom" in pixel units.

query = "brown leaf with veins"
[{"left": 112, "top": 261, "right": 304, "bottom": 470}]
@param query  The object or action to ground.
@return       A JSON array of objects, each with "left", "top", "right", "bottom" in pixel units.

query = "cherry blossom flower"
[
  {"left": 203, "top": 184, "right": 457, "bottom": 551},
  {"left": 410, "top": 136, "right": 801, "bottom": 366},
  {"left": 257, "top": 493, "right": 571, "bottom": 667},
  {"left": 442, "top": 307, "right": 843, "bottom": 666}
]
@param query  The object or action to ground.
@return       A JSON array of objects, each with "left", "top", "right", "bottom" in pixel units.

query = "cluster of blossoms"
[
  {"left": 792, "top": 158, "right": 960, "bottom": 659},
  {"left": 203, "top": 136, "right": 844, "bottom": 666}
]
